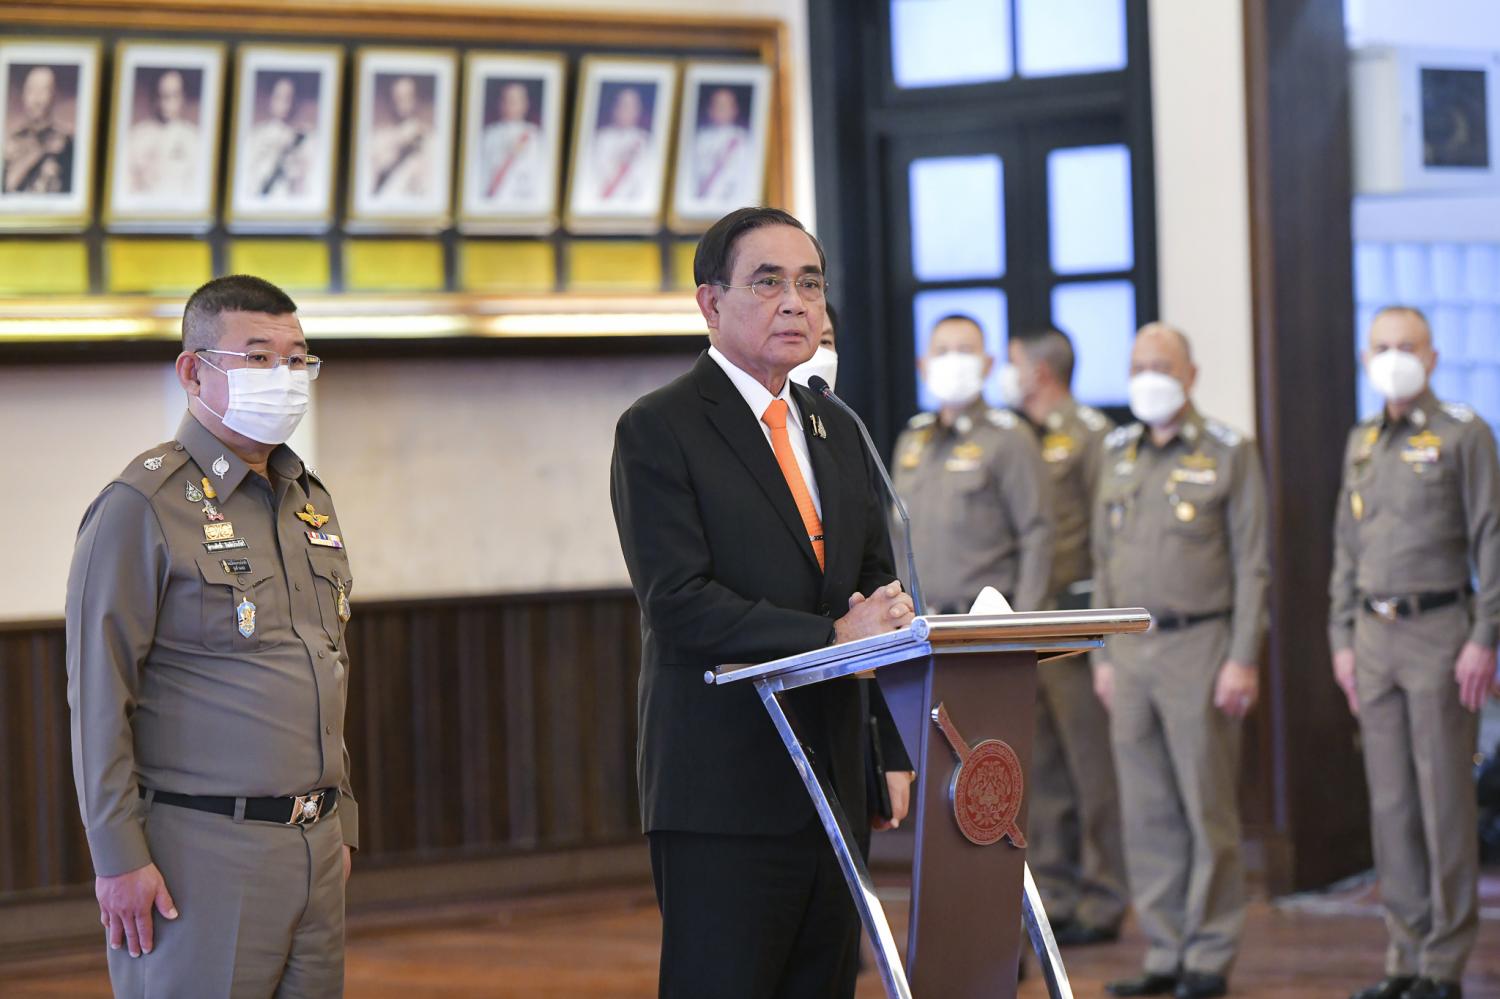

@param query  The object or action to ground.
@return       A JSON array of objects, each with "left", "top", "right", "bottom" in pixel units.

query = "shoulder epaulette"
[
  {"left": 116, "top": 443, "right": 190, "bottom": 496},
  {"left": 1440, "top": 401, "right": 1476, "bottom": 424},
  {"left": 1104, "top": 424, "right": 1142, "bottom": 451},
  {"left": 985, "top": 408, "right": 1017, "bottom": 429},
  {"left": 907, "top": 412, "right": 937, "bottom": 429},
  {"left": 1077, "top": 405, "right": 1109, "bottom": 433},
  {"left": 1204, "top": 419, "right": 1245, "bottom": 448}
]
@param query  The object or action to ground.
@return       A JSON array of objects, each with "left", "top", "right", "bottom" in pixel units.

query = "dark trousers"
[{"left": 649, "top": 822, "right": 861, "bottom": 999}]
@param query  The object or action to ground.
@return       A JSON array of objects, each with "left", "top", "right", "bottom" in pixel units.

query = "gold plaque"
[
  {"left": 344, "top": 239, "right": 445, "bottom": 292},
  {"left": 567, "top": 240, "right": 662, "bottom": 292},
  {"left": 460, "top": 240, "right": 556, "bottom": 293},
  {"left": 203, "top": 522, "right": 236, "bottom": 542}
]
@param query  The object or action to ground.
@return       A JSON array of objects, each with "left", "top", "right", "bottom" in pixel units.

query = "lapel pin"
[
  {"left": 212, "top": 455, "right": 230, "bottom": 479},
  {"left": 810, "top": 413, "right": 827, "bottom": 439}
]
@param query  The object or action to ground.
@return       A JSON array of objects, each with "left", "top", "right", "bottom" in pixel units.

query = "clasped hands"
[{"left": 833, "top": 580, "right": 916, "bottom": 643}]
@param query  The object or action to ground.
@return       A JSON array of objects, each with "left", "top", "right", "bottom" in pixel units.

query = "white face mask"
[
  {"left": 997, "top": 363, "right": 1026, "bottom": 409},
  {"left": 925, "top": 351, "right": 987, "bottom": 408},
  {"left": 198, "top": 358, "right": 310, "bottom": 445},
  {"left": 789, "top": 346, "right": 839, "bottom": 392},
  {"left": 1128, "top": 371, "right": 1187, "bottom": 427},
  {"left": 1366, "top": 348, "right": 1427, "bottom": 403}
]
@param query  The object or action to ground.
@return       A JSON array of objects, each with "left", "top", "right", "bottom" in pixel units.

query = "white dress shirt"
[{"left": 708, "top": 345, "right": 822, "bottom": 517}]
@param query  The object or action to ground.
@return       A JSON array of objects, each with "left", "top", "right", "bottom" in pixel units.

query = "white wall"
[
  {"left": 0, "top": 0, "right": 812, "bottom": 623},
  {"left": 1147, "top": 0, "right": 1257, "bottom": 435}
]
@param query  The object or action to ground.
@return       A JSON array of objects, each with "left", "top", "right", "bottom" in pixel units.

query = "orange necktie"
[{"left": 762, "top": 399, "right": 825, "bottom": 570}]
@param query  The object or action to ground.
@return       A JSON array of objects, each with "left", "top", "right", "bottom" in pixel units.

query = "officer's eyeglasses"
[
  {"left": 717, "top": 274, "right": 829, "bottom": 303},
  {"left": 197, "top": 349, "right": 323, "bottom": 380}
]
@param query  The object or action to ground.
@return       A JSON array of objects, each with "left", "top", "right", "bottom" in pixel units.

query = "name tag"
[
  {"left": 221, "top": 558, "right": 252, "bottom": 574},
  {"left": 1401, "top": 447, "right": 1440, "bottom": 464},
  {"left": 203, "top": 538, "right": 248, "bottom": 552},
  {"left": 1170, "top": 468, "right": 1218, "bottom": 486}
]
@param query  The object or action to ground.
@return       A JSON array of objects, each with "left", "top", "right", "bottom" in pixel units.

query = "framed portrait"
[
  {"left": 225, "top": 45, "right": 343, "bottom": 232},
  {"left": 0, "top": 37, "right": 100, "bottom": 230},
  {"left": 565, "top": 56, "right": 677, "bottom": 234},
  {"left": 457, "top": 51, "right": 565, "bottom": 235},
  {"left": 104, "top": 41, "right": 225, "bottom": 231},
  {"left": 670, "top": 61, "right": 772, "bottom": 232},
  {"left": 348, "top": 47, "right": 457, "bottom": 232}
]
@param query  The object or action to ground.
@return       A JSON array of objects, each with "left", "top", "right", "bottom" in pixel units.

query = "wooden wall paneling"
[
  {"left": 1243, "top": 0, "right": 1367, "bottom": 893},
  {"left": 540, "top": 602, "right": 586, "bottom": 846},
  {"left": 502, "top": 602, "right": 541, "bottom": 850}
]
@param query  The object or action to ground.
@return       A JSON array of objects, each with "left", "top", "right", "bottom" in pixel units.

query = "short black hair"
[
  {"left": 693, "top": 206, "right": 826, "bottom": 287},
  {"left": 182, "top": 274, "right": 298, "bottom": 352},
  {"left": 1014, "top": 327, "right": 1076, "bottom": 387},
  {"left": 931, "top": 313, "right": 985, "bottom": 338}
]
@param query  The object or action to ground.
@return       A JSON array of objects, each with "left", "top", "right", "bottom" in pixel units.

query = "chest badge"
[
  {"left": 212, "top": 455, "right": 230, "bottom": 479},
  {"left": 185, "top": 480, "right": 204, "bottom": 503},
  {"left": 336, "top": 580, "right": 352, "bottom": 623},
  {"left": 1402, "top": 430, "right": 1442, "bottom": 466},
  {"left": 296, "top": 503, "right": 331, "bottom": 529},
  {"left": 1175, "top": 500, "right": 1198, "bottom": 523},
  {"left": 1041, "top": 432, "right": 1075, "bottom": 463},
  {"left": 143, "top": 454, "right": 165, "bottom": 471},
  {"left": 203, "top": 522, "right": 236, "bottom": 541},
  {"left": 236, "top": 597, "right": 256, "bottom": 638},
  {"left": 1351, "top": 490, "right": 1365, "bottom": 521},
  {"left": 306, "top": 531, "right": 344, "bottom": 549},
  {"left": 202, "top": 499, "right": 224, "bottom": 522}
]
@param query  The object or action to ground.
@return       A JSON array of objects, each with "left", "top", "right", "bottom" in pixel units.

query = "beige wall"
[
  {"left": 1148, "top": 0, "right": 1256, "bottom": 436},
  {"left": 0, "top": 0, "right": 1260, "bottom": 621}
]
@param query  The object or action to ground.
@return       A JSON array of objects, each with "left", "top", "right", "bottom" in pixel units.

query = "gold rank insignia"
[
  {"left": 1351, "top": 491, "right": 1364, "bottom": 521},
  {"left": 952, "top": 442, "right": 984, "bottom": 461},
  {"left": 1041, "top": 433, "right": 1075, "bottom": 463},
  {"left": 296, "top": 503, "right": 331, "bottom": 528},
  {"left": 201, "top": 477, "right": 217, "bottom": 500},
  {"left": 203, "top": 522, "right": 236, "bottom": 542}
]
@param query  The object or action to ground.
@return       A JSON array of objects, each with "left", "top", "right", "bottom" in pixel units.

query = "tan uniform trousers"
[
  {"left": 1353, "top": 600, "right": 1479, "bottom": 982},
  {"left": 1111, "top": 619, "right": 1245, "bottom": 977},
  {"left": 106, "top": 795, "right": 346, "bottom": 998},
  {"left": 1030, "top": 655, "right": 1128, "bottom": 930}
]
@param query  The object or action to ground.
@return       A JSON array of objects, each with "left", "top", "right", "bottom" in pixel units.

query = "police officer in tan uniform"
[
  {"left": 1002, "top": 328, "right": 1127, "bottom": 946},
  {"left": 66, "top": 275, "right": 357, "bottom": 998},
  {"left": 892, "top": 313, "right": 1053, "bottom": 615},
  {"left": 1093, "top": 323, "right": 1268, "bottom": 999},
  {"left": 1331, "top": 306, "right": 1500, "bottom": 999}
]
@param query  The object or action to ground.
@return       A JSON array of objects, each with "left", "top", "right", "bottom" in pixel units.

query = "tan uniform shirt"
[
  {"left": 1092, "top": 407, "right": 1269, "bottom": 664},
  {"left": 892, "top": 401, "right": 1054, "bottom": 612},
  {"left": 66, "top": 414, "right": 358, "bottom": 877},
  {"left": 1328, "top": 390, "right": 1500, "bottom": 652},
  {"left": 1026, "top": 397, "right": 1113, "bottom": 598}
]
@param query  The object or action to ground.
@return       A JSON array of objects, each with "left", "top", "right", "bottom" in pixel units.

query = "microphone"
[{"left": 806, "top": 376, "right": 925, "bottom": 616}]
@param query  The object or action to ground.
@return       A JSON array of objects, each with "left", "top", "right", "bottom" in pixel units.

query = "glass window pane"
[
  {"left": 891, "top": 0, "right": 1013, "bottom": 89},
  {"left": 910, "top": 155, "right": 1005, "bottom": 281},
  {"left": 913, "top": 288, "right": 1008, "bottom": 411},
  {"left": 1016, "top": 0, "right": 1127, "bottom": 77},
  {"left": 1049, "top": 145, "right": 1133, "bottom": 275},
  {"left": 1050, "top": 280, "right": 1136, "bottom": 407}
]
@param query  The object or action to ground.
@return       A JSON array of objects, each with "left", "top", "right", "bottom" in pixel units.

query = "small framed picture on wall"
[
  {"left": 348, "top": 47, "right": 457, "bottom": 231},
  {"left": 0, "top": 36, "right": 101, "bottom": 230},
  {"left": 457, "top": 51, "right": 566, "bottom": 234},
  {"left": 565, "top": 56, "right": 677, "bottom": 234},
  {"left": 225, "top": 44, "right": 343, "bottom": 232},
  {"left": 670, "top": 61, "right": 772, "bottom": 231},
  {"left": 105, "top": 40, "right": 225, "bottom": 231}
]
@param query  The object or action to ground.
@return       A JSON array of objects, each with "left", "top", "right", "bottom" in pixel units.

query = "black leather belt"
[
  {"left": 1361, "top": 588, "right": 1468, "bottom": 622},
  {"left": 141, "top": 786, "right": 339, "bottom": 826},
  {"left": 1152, "top": 609, "right": 1232, "bottom": 631}
]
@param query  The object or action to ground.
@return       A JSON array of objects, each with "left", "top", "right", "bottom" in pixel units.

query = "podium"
[{"left": 709, "top": 608, "right": 1151, "bottom": 999}]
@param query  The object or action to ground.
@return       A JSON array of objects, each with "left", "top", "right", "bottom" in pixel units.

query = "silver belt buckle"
[
  {"left": 1369, "top": 598, "right": 1399, "bottom": 622},
  {"left": 289, "top": 790, "right": 324, "bottom": 826}
]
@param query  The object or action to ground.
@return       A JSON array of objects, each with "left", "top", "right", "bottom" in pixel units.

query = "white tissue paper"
[{"left": 968, "top": 586, "right": 1013, "bottom": 615}]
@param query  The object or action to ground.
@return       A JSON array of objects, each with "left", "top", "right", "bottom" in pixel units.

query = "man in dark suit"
[{"left": 611, "top": 207, "right": 916, "bottom": 999}]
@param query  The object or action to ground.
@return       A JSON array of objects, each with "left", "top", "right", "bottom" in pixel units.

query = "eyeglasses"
[
  {"left": 717, "top": 274, "right": 829, "bottom": 303},
  {"left": 197, "top": 349, "right": 323, "bottom": 380}
]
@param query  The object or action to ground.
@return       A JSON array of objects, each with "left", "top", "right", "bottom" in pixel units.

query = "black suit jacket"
[{"left": 611, "top": 351, "right": 908, "bottom": 837}]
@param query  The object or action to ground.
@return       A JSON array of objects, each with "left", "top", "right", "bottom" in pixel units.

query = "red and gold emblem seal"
[{"left": 932, "top": 702, "right": 1027, "bottom": 848}]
